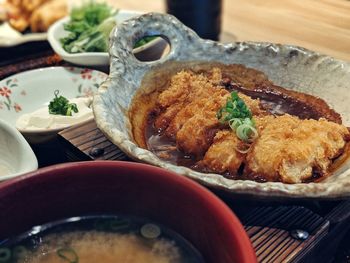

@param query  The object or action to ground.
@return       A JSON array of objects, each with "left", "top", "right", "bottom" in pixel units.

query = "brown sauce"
[
  {"left": 223, "top": 82, "right": 326, "bottom": 120},
  {"left": 146, "top": 118, "right": 198, "bottom": 168}
]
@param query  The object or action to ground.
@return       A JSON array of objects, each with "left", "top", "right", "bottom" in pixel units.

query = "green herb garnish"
[
  {"left": 134, "top": 36, "right": 157, "bottom": 49},
  {"left": 217, "top": 91, "right": 257, "bottom": 143},
  {"left": 48, "top": 90, "right": 78, "bottom": 116},
  {"left": 57, "top": 248, "right": 79, "bottom": 263},
  {"left": 60, "top": 2, "right": 118, "bottom": 53}
]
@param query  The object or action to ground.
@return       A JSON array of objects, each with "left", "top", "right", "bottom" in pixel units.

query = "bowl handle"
[{"left": 109, "top": 12, "right": 202, "bottom": 71}]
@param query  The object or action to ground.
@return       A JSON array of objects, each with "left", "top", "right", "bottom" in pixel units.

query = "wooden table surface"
[{"left": 105, "top": 0, "right": 350, "bottom": 62}]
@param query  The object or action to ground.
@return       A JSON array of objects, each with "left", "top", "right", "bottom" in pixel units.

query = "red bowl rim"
[{"left": 0, "top": 160, "right": 256, "bottom": 263}]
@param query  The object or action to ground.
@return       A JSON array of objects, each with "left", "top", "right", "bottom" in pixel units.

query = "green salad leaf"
[
  {"left": 48, "top": 90, "right": 78, "bottom": 116},
  {"left": 60, "top": 2, "right": 118, "bottom": 53}
]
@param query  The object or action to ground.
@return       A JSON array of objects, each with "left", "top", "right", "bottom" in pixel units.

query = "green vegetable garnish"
[
  {"left": 48, "top": 90, "right": 78, "bottom": 116},
  {"left": 60, "top": 2, "right": 118, "bottom": 53},
  {"left": 134, "top": 36, "right": 157, "bottom": 49},
  {"left": 57, "top": 248, "right": 79, "bottom": 263},
  {"left": 217, "top": 91, "right": 257, "bottom": 143}
]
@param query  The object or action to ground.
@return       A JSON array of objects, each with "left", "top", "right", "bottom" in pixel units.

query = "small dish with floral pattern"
[{"left": 0, "top": 66, "right": 107, "bottom": 144}]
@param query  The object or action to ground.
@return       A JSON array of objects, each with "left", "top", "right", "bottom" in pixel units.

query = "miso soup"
[{"left": 0, "top": 215, "right": 204, "bottom": 263}]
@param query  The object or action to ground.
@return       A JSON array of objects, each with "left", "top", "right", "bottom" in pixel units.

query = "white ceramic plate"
[
  {"left": 0, "top": 66, "right": 107, "bottom": 144},
  {"left": 48, "top": 10, "right": 165, "bottom": 66},
  {"left": 0, "top": 119, "right": 38, "bottom": 181}
]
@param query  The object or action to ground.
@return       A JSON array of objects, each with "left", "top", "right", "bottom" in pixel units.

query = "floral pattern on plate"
[
  {"left": 67, "top": 67, "right": 104, "bottom": 97},
  {"left": 0, "top": 67, "right": 107, "bottom": 127},
  {"left": 0, "top": 78, "right": 22, "bottom": 112}
]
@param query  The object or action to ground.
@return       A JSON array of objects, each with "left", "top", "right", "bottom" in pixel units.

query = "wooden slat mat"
[
  {"left": 59, "top": 120, "right": 127, "bottom": 161},
  {"left": 58, "top": 120, "right": 350, "bottom": 263},
  {"left": 241, "top": 206, "right": 328, "bottom": 262}
]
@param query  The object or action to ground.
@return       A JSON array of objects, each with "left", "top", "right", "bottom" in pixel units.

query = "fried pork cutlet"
[
  {"left": 199, "top": 131, "right": 245, "bottom": 176},
  {"left": 165, "top": 90, "right": 265, "bottom": 139},
  {"left": 156, "top": 68, "right": 266, "bottom": 157},
  {"left": 165, "top": 89, "right": 228, "bottom": 139},
  {"left": 155, "top": 68, "right": 265, "bottom": 138},
  {"left": 146, "top": 66, "right": 349, "bottom": 184},
  {"left": 175, "top": 91, "right": 228, "bottom": 157},
  {"left": 245, "top": 115, "right": 350, "bottom": 183},
  {"left": 154, "top": 68, "right": 223, "bottom": 132},
  {"left": 174, "top": 91, "right": 266, "bottom": 157}
]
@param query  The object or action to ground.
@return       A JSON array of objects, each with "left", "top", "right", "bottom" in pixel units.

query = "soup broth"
[{"left": 0, "top": 215, "right": 204, "bottom": 263}]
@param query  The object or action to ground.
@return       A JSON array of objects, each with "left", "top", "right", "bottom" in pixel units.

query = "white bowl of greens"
[{"left": 48, "top": 3, "right": 166, "bottom": 66}]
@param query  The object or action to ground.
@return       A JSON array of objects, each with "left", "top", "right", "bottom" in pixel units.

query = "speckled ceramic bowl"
[{"left": 93, "top": 13, "right": 350, "bottom": 199}]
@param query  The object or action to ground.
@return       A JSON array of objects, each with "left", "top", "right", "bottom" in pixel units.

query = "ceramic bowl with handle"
[{"left": 93, "top": 13, "right": 350, "bottom": 199}]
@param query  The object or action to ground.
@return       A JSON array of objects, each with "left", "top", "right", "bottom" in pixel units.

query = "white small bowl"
[
  {"left": 0, "top": 22, "right": 47, "bottom": 47},
  {"left": 48, "top": 10, "right": 167, "bottom": 66},
  {"left": 0, "top": 119, "right": 38, "bottom": 181},
  {"left": 0, "top": 66, "right": 108, "bottom": 144}
]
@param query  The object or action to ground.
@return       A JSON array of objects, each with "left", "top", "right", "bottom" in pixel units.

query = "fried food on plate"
[
  {"left": 30, "top": 0, "right": 68, "bottom": 32},
  {"left": 200, "top": 130, "right": 246, "bottom": 176},
  {"left": 144, "top": 66, "right": 350, "bottom": 184},
  {"left": 246, "top": 115, "right": 350, "bottom": 183},
  {"left": 0, "top": 0, "right": 67, "bottom": 32}
]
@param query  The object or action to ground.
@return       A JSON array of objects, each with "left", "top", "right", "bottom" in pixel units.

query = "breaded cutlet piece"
[
  {"left": 199, "top": 130, "right": 245, "bottom": 175},
  {"left": 174, "top": 92, "right": 264, "bottom": 157},
  {"left": 165, "top": 89, "right": 265, "bottom": 139},
  {"left": 157, "top": 69, "right": 220, "bottom": 108},
  {"left": 245, "top": 115, "right": 350, "bottom": 183},
  {"left": 156, "top": 67, "right": 266, "bottom": 136},
  {"left": 175, "top": 91, "right": 228, "bottom": 157},
  {"left": 155, "top": 68, "right": 224, "bottom": 132},
  {"left": 30, "top": 0, "right": 67, "bottom": 32},
  {"left": 165, "top": 89, "right": 229, "bottom": 139}
]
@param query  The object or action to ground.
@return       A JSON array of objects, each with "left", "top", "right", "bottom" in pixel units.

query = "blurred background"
[{"left": 108, "top": 0, "right": 350, "bottom": 61}]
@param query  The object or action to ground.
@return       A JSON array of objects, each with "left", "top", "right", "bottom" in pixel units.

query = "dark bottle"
[{"left": 166, "top": 0, "right": 222, "bottom": 41}]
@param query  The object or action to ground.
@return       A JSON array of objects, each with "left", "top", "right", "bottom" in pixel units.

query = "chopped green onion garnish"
[
  {"left": 48, "top": 90, "right": 79, "bottom": 116},
  {"left": 236, "top": 123, "right": 258, "bottom": 142},
  {"left": 217, "top": 91, "right": 257, "bottom": 143}
]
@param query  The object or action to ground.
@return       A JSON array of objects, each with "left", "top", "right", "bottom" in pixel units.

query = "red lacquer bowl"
[{"left": 0, "top": 161, "right": 256, "bottom": 263}]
